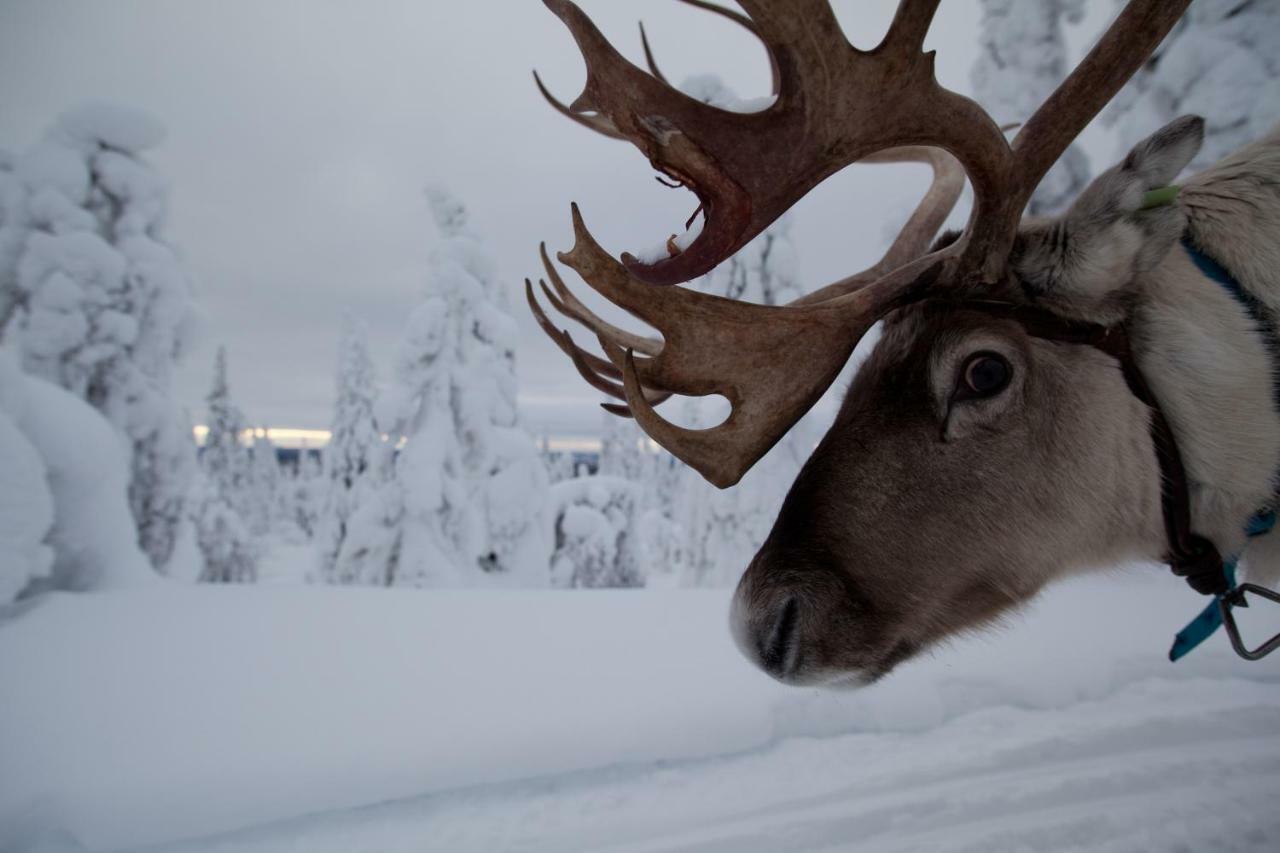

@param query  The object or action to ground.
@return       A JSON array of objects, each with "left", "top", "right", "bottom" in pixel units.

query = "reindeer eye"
[{"left": 959, "top": 352, "right": 1011, "bottom": 399}]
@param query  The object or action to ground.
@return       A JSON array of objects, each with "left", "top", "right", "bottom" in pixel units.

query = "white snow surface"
[
  {"left": 0, "top": 400, "right": 54, "bottom": 601},
  {"left": 1105, "top": 0, "right": 1280, "bottom": 170},
  {"left": 1, "top": 568, "right": 1278, "bottom": 852},
  {"left": 0, "top": 351, "right": 154, "bottom": 595}
]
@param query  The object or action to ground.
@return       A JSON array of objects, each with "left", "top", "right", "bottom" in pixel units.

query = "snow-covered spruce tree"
[
  {"left": 267, "top": 448, "right": 307, "bottom": 544},
  {"left": 0, "top": 148, "right": 23, "bottom": 333},
  {"left": 598, "top": 413, "right": 649, "bottom": 482},
  {"left": 0, "top": 103, "right": 198, "bottom": 573},
  {"left": 540, "top": 435, "right": 577, "bottom": 484},
  {"left": 1104, "top": 0, "right": 1279, "bottom": 170},
  {"left": 288, "top": 446, "right": 325, "bottom": 539},
  {"left": 317, "top": 317, "right": 385, "bottom": 582},
  {"left": 596, "top": 410, "right": 690, "bottom": 585},
  {"left": 194, "top": 347, "right": 257, "bottom": 583},
  {"left": 548, "top": 476, "right": 644, "bottom": 588},
  {"left": 970, "top": 0, "right": 1090, "bottom": 214},
  {"left": 248, "top": 429, "right": 280, "bottom": 537},
  {"left": 376, "top": 187, "right": 550, "bottom": 587}
]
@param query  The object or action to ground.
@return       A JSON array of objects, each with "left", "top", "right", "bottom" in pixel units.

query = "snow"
[
  {"left": 0, "top": 351, "right": 155, "bottom": 595},
  {"left": 1105, "top": 0, "right": 1280, "bottom": 170},
  {"left": 51, "top": 102, "right": 167, "bottom": 155},
  {"left": 149, "top": 679, "right": 1280, "bottom": 853},
  {"left": 678, "top": 74, "right": 776, "bottom": 114},
  {"left": 4, "top": 102, "right": 197, "bottom": 574},
  {"left": 15, "top": 143, "right": 90, "bottom": 204},
  {"left": 548, "top": 475, "right": 643, "bottom": 587},
  {"left": 971, "top": 0, "right": 1090, "bottom": 214},
  {"left": 631, "top": 211, "right": 706, "bottom": 270},
  {"left": 1, "top": 567, "right": 1276, "bottom": 851},
  {"left": 0, "top": 402, "right": 54, "bottom": 601}
]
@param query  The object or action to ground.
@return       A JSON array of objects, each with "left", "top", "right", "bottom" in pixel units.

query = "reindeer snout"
[
  {"left": 743, "top": 595, "right": 803, "bottom": 681},
  {"left": 731, "top": 554, "right": 877, "bottom": 687},
  {"left": 731, "top": 588, "right": 796, "bottom": 681}
]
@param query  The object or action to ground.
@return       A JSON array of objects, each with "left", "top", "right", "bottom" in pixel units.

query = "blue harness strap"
[
  {"left": 1168, "top": 237, "right": 1280, "bottom": 661},
  {"left": 1182, "top": 237, "right": 1280, "bottom": 408}
]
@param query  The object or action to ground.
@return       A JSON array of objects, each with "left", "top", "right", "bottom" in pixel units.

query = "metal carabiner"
[{"left": 1219, "top": 583, "right": 1280, "bottom": 661}]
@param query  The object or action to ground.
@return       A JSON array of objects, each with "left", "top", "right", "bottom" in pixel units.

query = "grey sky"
[{"left": 0, "top": 1, "right": 1118, "bottom": 439}]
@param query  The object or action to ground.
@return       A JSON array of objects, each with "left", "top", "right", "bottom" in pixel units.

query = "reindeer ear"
[
  {"left": 1123, "top": 114, "right": 1205, "bottom": 188},
  {"left": 1067, "top": 115, "right": 1204, "bottom": 224},
  {"left": 1013, "top": 116, "right": 1206, "bottom": 319}
]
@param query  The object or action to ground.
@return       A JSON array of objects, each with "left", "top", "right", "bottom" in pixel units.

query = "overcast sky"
[{"left": 0, "top": 1, "right": 1119, "bottom": 438}]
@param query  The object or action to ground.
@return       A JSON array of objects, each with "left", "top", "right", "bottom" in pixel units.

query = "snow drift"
[
  {"left": 0, "top": 350, "right": 154, "bottom": 599},
  {"left": 1, "top": 567, "right": 1275, "bottom": 851}
]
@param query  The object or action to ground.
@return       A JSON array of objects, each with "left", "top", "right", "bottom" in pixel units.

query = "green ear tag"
[{"left": 1140, "top": 185, "right": 1180, "bottom": 209}]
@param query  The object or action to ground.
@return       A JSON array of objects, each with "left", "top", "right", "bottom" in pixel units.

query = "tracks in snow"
[{"left": 157, "top": 677, "right": 1280, "bottom": 853}]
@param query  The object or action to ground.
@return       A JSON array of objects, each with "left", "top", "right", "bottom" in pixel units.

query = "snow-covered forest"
[
  {"left": 2, "top": 2, "right": 1278, "bottom": 851},
  {"left": 0, "top": 102, "right": 828, "bottom": 598}
]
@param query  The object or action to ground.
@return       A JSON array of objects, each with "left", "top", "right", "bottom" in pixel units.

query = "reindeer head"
[{"left": 527, "top": 0, "right": 1195, "bottom": 684}]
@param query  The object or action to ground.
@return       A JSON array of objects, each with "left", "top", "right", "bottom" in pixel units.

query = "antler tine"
[
  {"left": 539, "top": 242, "right": 662, "bottom": 357},
  {"left": 525, "top": 279, "right": 672, "bottom": 408},
  {"left": 536, "top": 281, "right": 619, "bottom": 380},
  {"left": 637, "top": 22, "right": 670, "bottom": 85},
  {"left": 960, "top": 0, "right": 1191, "bottom": 279},
  {"left": 790, "top": 145, "right": 965, "bottom": 307},
  {"left": 601, "top": 402, "right": 635, "bottom": 419},
  {"left": 551, "top": 202, "right": 948, "bottom": 486},
  {"left": 544, "top": 0, "right": 1010, "bottom": 286},
  {"left": 532, "top": 69, "right": 626, "bottom": 141},
  {"left": 1015, "top": 1, "right": 1190, "bottom": 191},
  {"left": 859, "top": 147, "right": 965, "bottom": 279},
  {"left": 673, "top": 0, "right": 781, "bottom": 95},
  {"left": 530, "top": 280, "right": 624, "bottom": 381},
  {"left": 872, "top": 0, "right": 941, "bottom": 60},
  {"left": 565, "top": 331, "right": 672, "bottom": 407}
]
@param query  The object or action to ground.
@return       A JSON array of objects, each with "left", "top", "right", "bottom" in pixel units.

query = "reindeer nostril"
[{"left": 759, "top": 596, "right": 801, "bottom": 679}]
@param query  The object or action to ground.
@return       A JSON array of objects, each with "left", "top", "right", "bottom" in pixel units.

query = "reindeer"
[{"left": 526, "top": 0, "right": 1280, "bottom": 684}]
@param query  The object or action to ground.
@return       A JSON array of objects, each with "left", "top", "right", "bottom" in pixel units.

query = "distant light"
[
  {"left": 191, "top": 425, "right": 600, "bottom": 453},
  {"left": 192, "top": 426, "right": 332, "bottom": 448}
]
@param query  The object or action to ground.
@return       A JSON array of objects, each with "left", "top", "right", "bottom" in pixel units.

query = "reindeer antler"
[
  {"left": 529, "top": 0, "right": 1191, "bottom": 487},
  {"left": 542, "top": 0, "right": 1014, "bottom": 286}
]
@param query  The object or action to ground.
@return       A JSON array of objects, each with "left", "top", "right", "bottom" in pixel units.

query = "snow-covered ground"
[
  {"left": 2, "top": 569, "right": 1278, "bottom": 853},
  {"left": 152, "top": 677, "right": 1280, "bottom": 853}
]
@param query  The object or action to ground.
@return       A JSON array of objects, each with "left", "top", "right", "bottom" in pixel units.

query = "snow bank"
[
  {"left": 1, "top": 567, "right": 1275, "bottom": 850},
  {"left": 0, "top": 407, "right": 54, "bottom": 600},
  {"left": 0, "top": 352, "right": 154, "bottom": 595}
]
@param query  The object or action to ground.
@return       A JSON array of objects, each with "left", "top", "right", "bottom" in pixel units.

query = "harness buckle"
[{"left": 1219, "top": 583, "right": 1280, "bottom": 661}]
